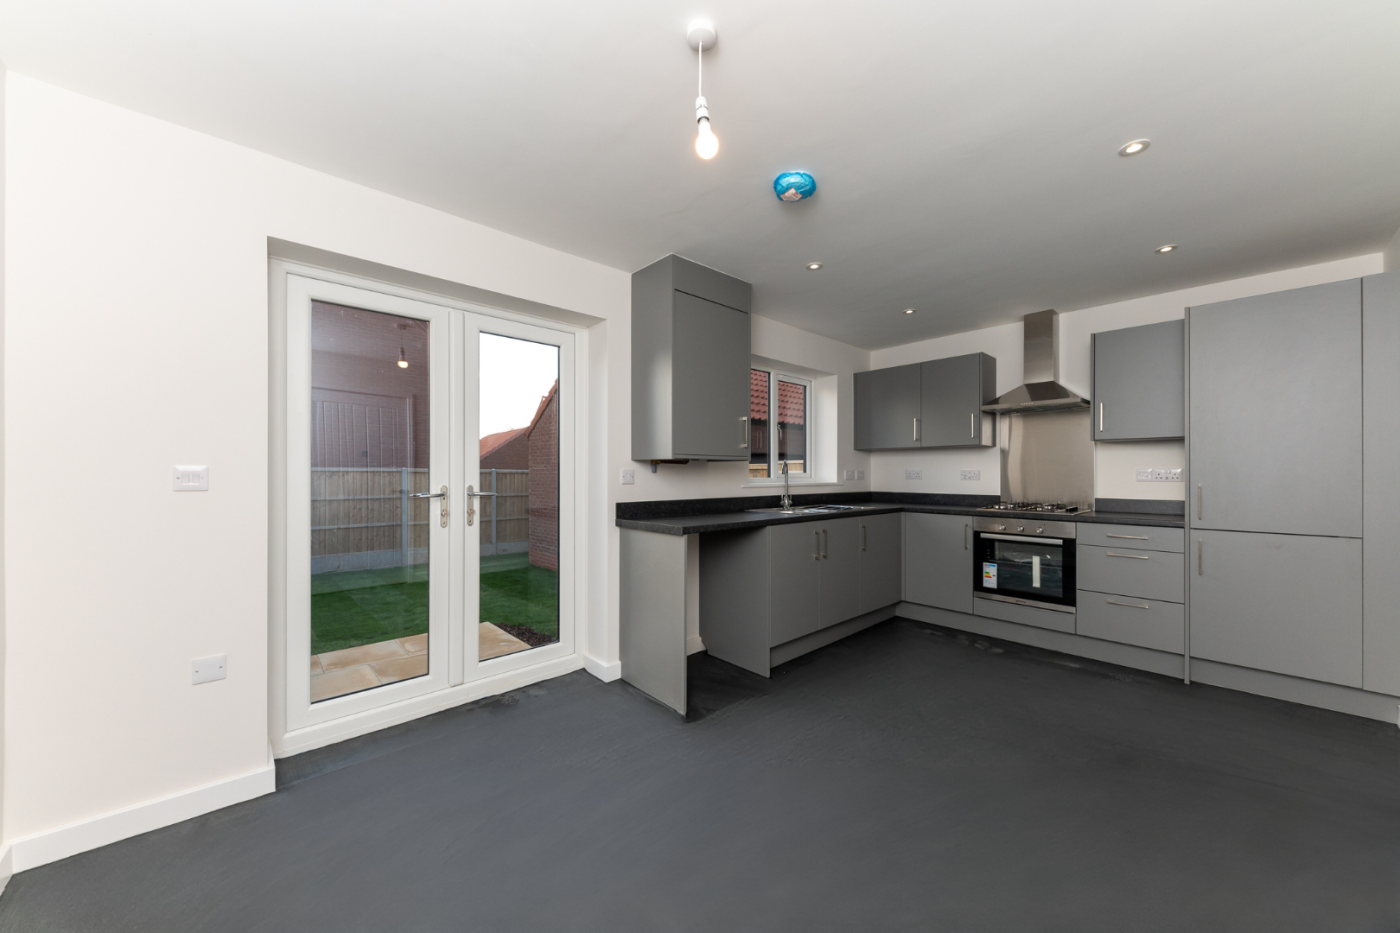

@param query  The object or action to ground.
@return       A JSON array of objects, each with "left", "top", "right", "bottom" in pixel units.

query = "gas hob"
[{"left": 979, "top": 502, "right": 1080, "bottom": 514}]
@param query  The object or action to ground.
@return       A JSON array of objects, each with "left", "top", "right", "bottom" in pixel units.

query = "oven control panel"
[{"left": 972, "top": 517, "right": 1077, "bottom": 538}]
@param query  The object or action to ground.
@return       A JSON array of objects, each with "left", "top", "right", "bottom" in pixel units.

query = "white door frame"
[{"left": 270, "top": 261, "right": 585, "bottom": 757}]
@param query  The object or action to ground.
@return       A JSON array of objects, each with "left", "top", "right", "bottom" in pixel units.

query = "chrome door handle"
[
  {"left": 913, "top": 418, "right": 920, "bottom": 442},
  {"left": 861, "top": 524, "right": 867, "bottom": 551},
  {"left": 970, "top": 412, "right": 975, "bottom": 438},
  {"left": 1197, "top": 484, "right": 1202, "bottom": 520},
  {"left": 1098, "top": 402, "right": 1104, "bottom": 433},
  {"left": 964, "top": 523, "right": 968, "bottom": 550},
  {"left": 822, "top": 528, "right": 829, "bottom": 559},
  {"left": 814, "top": 530, "right": 820, "bottom": 561},
  {"left": 1106, "top": 534, "right": 1148, "bottom": 540},
  {"left": 1197, "top": 539, "right": 1203, "bottom": 575},
  {"left": 1106, "top": 552, "right": 1150, "bottom": 560},
  {"left": 740, "top": 415, "right": 748, "bottom": 449},
  {"left": 464, "top": 484, "right": 497, "bottom": 527},
  {"left": 1107, "top": 599, "right": 1150, "bottom": 610},
  {"left": 410, "top": 485, "right": 448, "bottom": 527}
]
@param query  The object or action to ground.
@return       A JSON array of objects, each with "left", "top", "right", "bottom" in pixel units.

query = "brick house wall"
[
  {"left": 480, "top": 428, "right": 529, "bottom": 470},
  {"left": 527, "top": 382, "right": 560, "bottom": 571}
]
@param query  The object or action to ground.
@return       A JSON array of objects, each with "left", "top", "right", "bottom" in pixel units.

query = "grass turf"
[{"left": 310, "top": 558, "right": 558, "bottom": 655}]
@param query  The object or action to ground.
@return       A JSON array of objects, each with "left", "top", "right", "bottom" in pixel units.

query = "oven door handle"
[{"left": 977, "top": 533, "right": 1065, "bottom": 545}]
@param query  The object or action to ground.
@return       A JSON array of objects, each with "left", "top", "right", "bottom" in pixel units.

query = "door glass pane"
[
  {"left": 749, "top": 369, "right": 770, "bottom": 478},
  {"left": 479, "top": 333, "right": 560, "bottom": 659},
  {"left": 309, "top": 301, "right": 430, "bottom": 702},
  {"left": 986, "top": 539, "right": 1065, "bottom": 601},
  {"left": 777, "top": 380, "right": 806, "bottom": 474}
]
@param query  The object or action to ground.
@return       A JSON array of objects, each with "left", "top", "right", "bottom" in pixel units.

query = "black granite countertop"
[{"left": 616, "top": 494, "right": 1185, "bottom": 535}]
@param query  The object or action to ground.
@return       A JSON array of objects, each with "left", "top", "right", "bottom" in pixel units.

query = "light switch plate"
[
  {"left": 173, "top": 465, "right": 209, "bottom": 491},
  {"left": 856, "top": 470, "right": 865, "bottom": 481},
  {"left": 960, "top": 470, "right": 981, "bottom": 481},
  {"left": 192, "top": 654, "right": 226, "bottom": 685},
  {"left": 844, "top": 470, "right": 855, "bottom": 480},
  {"left": 620, "top": 469, "right": 635, "bottom": 485},
  {"left": 905, "top": 469, "right": 922, "bottom": 480}
]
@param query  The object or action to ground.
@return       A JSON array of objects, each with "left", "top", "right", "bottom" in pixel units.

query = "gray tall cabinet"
[
  {"left": 632, "top": 255, "right": 752, "bottom": 461},
  {"left": 1187, "top": 279, "right": 1365, "bottom": 688},
  {"left": 1363, "top": 272, "right": 1400, "bottom": 695}
]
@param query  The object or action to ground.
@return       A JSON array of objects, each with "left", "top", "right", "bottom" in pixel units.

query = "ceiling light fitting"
[
  {"left": 687, "top": 20, "right": 719, "bottom": 160},
  {"left": 806, "top": 262, "right": 823, "bottom": 271},
  {"left": 1155, "top": 244, "right": 1177, "bottom": 254},
  {"left": 903, "top": 308, "right": 916, "bottom": 315},
  {"left": 1118, "top": 139, "right": 1151, "bottom": 157}
]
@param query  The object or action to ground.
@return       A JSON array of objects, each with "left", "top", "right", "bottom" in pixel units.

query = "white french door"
[{"left": 284, "top": 273, "right": 575, "bottom": 735}]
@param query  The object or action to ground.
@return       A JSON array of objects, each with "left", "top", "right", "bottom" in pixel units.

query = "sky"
[{"left": 479, "top": 332, "right": 559, "bottom": 438}]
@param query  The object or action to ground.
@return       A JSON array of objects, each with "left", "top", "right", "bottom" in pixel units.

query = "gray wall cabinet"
[
  {"left": 1188, "top": 280, "right": 1362, "bottom": 538},
  {"left": 1363, "top": 270, "right": 1400, "bottom": 694},
  {"left": 858, "top": 513, "right": 904, "bottom": 614},
  {"left": 854, "top": 354, "right": 996, "bottom": 451},
  {"left": 1091, "top": 319, "right": 1184, "bottom": 441},
  {"left": 921, "top": 353, "right": 997, "bottom": 447},
  {"left": 1190, "top": 530, "right": 1362, "bottom": 687},
  {"left": 903, "top": 512, "right": 973, "bottom": 613},
  {"left": 853, "top": 363, "right": 922, "bottom": 450},
  {"left": 632, "top": 255, "right": 752, "bottom": 461}
]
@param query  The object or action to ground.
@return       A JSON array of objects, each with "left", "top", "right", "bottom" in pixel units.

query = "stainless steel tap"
[{"left": 780, "top": 459, "right": 792, "bottom": 511}]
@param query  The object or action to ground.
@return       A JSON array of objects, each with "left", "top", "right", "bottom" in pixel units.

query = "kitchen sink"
[{"left": 745, "top": 504, "right": 862, "bottom": 514}]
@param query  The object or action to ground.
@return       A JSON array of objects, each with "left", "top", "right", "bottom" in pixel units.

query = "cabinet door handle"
[
  {"left": 1197, "top": 539, "right": 1203, "bottom": 575},
  {"left": 1106, "top": 534, "right": 1148, "bottom": 540},
  {"left": 861, "top": 524, "right": 867, "bottom": 551},
  {"left": 970, "top": 412, "right": 975, "bottom": 438},
  {"left": 1197, "top": 484, "right": 1203, "bottom": 520},
  {"left": 814, "top": 530, "right": 821, "bottom": 561},
  {"left": 1107, "top": 599, "right": 1150, "bottom": 610},
  {"left": 964, "top": 523, "right": 969, "bottom": 550},
  {"left": 822, "top": 528, "right": 829, "bottom": 559},
  {"left": 913, "top": 418, "right": 920, "bottom": 442},
  {"left": 740, "top": 415, "right": 748, "bottom": 449},
  {"left": 1106, "top": 552, "right": 1150, "bottom": 560},
  {"left": 1099, "top": 402, "right": 1104, "bottom": 433}
]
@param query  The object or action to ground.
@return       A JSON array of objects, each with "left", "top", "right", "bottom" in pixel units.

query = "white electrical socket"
[
  {"left": 620, "top": 469, "right": 635, "bottom": 485},
  {"left": 844, "top": 470, "right": 855, "bottom": 480},
  {"left": 856, "top": 470, "right": 865, "bottom": 480},
  {"left": 960, "top": 470, "right": 981, "bottom": 481},
  {"left": 192, "top": 654, "right": 226, "bottom": 685},
  {"left": 905, "top": 469, "right": 922, "bottom": 480},
  {"left": 173, "top": 465, "right": 208, "bottom": 491},
  {"left": 1136, "top": 468, "right": 1184, "bottom": 483}
]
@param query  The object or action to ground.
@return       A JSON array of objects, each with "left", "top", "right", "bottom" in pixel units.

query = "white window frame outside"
[{"left": 750, "top": 368, "right": 815, "bottom": 483}]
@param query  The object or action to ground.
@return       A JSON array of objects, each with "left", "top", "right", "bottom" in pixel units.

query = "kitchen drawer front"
[
  {"left": 1078, "top": 545, "right": 1184, "bottom": 602},
  {"left": 1076, "top": 591, "right": 1184, "bottom": 654},
  {"left": 1078, "top": 523, "right": 1183, "bottom": 553}
]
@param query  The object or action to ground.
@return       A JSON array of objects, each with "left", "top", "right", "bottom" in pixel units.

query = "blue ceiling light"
[{"left": 773, "top": 171, "right": 816, "bottom": 202}]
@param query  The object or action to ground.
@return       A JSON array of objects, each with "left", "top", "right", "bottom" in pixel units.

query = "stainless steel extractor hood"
[{"left": 982, "top": 309, "right": 1089, "bottom": 414}]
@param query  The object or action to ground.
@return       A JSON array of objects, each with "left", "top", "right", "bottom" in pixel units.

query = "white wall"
[
  {"left": 0, "top": 61, "right": 8, "bottom": 888},
  {"left": 868, "top": 254, "right": 1383, "bottom": 502}
]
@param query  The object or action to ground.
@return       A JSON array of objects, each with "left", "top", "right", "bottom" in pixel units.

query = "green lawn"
[{"left": 310, "top": 557, "right": 558, "bottom": 655}]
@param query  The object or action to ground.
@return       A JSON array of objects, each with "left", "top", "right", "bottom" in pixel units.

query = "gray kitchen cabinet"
[
  {"left": 1077, "top": 592, "right": 1184, "bottom": 654},
  {"left": 632, "top": 255, "right": 752, "bottom": 461},
  {"left": 1190, "top": 530, "right": 1362, "bottom": 687},
  {"left": 1078, "top": 545, "right": 1183, "bottom": 603},
  {"left": 854, "top": 363, "right": 921, "bottom": 450},
  {"left": 1188, "top": 280, "right": 1361, "bottom": 537},
  {"left": 1077, "top": 523, "right": 1183, "bottom": 553},
  {"left": 768, "top": 522, "right": 824, "bottom": 647},
  {"left": 903, "top": 512, "right": 973, "bottom": 613},
  {"left": 921, "top": 353, "right": 997, "bottom": 447},
  {"left": 1364, "top": 270, "right": 1400, "bottom": 694},
  {"left": 1091, "top": 319, "right": 1184, "bottom": 441},
  {"left": 818, "top": 518, "right": 861, "bottom": 630},
  {"left": 858, "top": 512, "right": 903, "bottom": 614}
]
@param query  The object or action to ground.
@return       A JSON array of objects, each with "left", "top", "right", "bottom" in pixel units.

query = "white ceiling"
[{"left": 3, "top": 1, "right": 1399, "bottom": 349}]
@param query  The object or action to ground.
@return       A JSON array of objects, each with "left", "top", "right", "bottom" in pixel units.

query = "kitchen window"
[{"left": 749, "top": 368, "right": 813, "bottom": 480}]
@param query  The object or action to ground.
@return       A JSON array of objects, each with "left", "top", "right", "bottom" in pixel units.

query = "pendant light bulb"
[
  {"left": 696, "top": 110, "right": 719, "bottom": 160},
  {"left": 688, "top": 21, "right": 718, "bottom": 160},
  {"left": 398, "top": 345, "right": 409, "bottom": 369}
]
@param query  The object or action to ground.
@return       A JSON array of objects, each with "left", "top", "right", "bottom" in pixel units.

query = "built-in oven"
[{"left": 972, "top": 517, "right": 1076, "bottom": 613}]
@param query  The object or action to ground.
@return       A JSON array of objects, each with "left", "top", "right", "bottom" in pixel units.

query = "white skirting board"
[
  {"left": 6, "top": 760, "right": 276, "bottom": 876},
  {"left": 583, "top": 653, "right": 621, "bottom": 682},
  {"left": 0, "top": 845, "right": 12, "bottom": 897}
]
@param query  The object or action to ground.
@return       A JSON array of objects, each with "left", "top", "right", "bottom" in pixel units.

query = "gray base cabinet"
[
  {"left": 1091, "top": 319, "right": 1184, "bottom": 441},
  {"left": 700, "top": 515, "right": 903, "bottom": 677},
  {"left": 903, "top": 512, "right": 973, "bottom": 613},
  {"left": 1190, "top": 530, "right": 1362, "bottom": 687},
  {"left": 858, "top": 513, "right": 903, "bottom": 614}
]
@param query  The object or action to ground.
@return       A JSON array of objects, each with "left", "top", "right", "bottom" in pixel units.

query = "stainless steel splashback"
[{"left": 999, "top": 408, "right": 1094, "bottom": 508}]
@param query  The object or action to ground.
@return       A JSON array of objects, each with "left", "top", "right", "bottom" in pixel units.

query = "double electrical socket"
[
  {"left": 905, "top": 469, "right": 922, "bottom": 480},
  {"left": 1136, "top": 468, "right": 1183, "bottom": 483},
  {"left": 960, "top": 470, "right": 981, "bottom": 481}
]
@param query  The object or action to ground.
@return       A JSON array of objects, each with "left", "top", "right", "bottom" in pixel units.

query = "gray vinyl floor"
[{"left": 3, "top": 618, "right": 1398, "bottom": 932}]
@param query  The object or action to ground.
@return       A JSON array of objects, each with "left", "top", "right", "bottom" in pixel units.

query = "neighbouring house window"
[{"left": 750, "top": 368, "right": 812, "bottom": 480}]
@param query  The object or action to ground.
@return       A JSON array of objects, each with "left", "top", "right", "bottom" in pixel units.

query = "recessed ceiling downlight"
[
  {"left": 903, "top": 308, "right": 916, "bottom": 315},
  {"left": 1118, "top": 139, "right": 1151, "bottom": 157},
  {"left": 806, "top": 262, "right": 823, "bottom": 271},
  {"left": 1155, "top": 244, "right": 1177, "bottom": 254}
]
